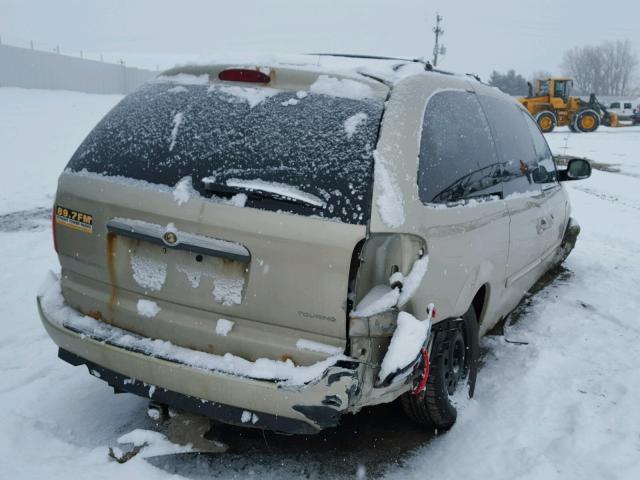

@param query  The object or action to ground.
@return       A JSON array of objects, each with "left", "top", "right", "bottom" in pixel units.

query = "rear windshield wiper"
[{"left": 202, "top": 178, "right": 325, "bottom": 209}]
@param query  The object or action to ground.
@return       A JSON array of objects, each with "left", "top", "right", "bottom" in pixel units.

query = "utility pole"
[{"left": 432, "top": 13, "right": 445, "bottom": 67}]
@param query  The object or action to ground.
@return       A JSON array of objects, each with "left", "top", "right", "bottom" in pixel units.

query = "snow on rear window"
[
  {"left": 167, "top": 86, "right": 188, "bottom": 93},
  {"left": 67, "top": 81, "right": 384, "bottom": 224},
  {"left": 168, "top": 112, "right": 184, "bottom": 151},
  {"left": 344, "top": 112, "right": 368, "bottom": 139},
  {"left": 211, "top": 84, "right": 281, "bottom": 109}
]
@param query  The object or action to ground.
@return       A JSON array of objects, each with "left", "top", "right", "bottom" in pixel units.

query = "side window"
[
  {"left": 521, "top": 111, "right": 558, "bottom": 186},
  {"left": 417, "top": 91, "right": 502, "bottom": 204},
  {"left": 539, "top": 81, "right": 549, "bottom": 95},
  {"left": 477, "top": 95, "right": 541, "bottom": 196}
]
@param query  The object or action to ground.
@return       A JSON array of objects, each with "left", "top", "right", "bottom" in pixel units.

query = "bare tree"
[{"left": 561, "top": 40, "right": 638, "bottom": 95}]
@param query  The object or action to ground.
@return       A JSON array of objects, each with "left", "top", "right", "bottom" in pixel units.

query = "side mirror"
[
  {"left": 531, "top": 165, "right": 551, "bottom": 183},
  {"left": 558, "top": 158, "right": 591, "bottom": 181}
]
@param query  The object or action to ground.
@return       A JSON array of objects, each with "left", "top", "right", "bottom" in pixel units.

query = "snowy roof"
[{"left": 159, "top": 53, "right": 456, "bottom": 88}]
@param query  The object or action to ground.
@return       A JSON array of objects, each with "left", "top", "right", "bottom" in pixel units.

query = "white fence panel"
[{"left": 0, "top": 44, "right": 155, "bottom": 94}]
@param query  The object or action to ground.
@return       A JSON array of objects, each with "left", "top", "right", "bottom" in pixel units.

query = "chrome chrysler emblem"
[{"left": 163, "top": 231, "right": 178, "bottom": 245}]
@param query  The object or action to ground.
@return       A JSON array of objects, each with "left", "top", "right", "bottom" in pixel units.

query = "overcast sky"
[{"left": 1, "top": 0, "right": 638, "bottom": 79}]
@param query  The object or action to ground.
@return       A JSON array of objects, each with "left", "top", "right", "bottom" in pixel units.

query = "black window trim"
[
  {"left": 476, "top": 93, "right": 559, "bottom": 198},
  {"left": 518, "top": 106, "right": 560, "bottom": 189}
]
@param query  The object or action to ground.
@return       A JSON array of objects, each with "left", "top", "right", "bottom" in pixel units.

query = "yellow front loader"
[{"left": 519, "top": 77, "right": 619, "bottom": 133}]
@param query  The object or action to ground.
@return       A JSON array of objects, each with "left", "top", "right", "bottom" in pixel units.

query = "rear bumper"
[{"left": 37, "top": 296, "right": 359, "bottom": 434}]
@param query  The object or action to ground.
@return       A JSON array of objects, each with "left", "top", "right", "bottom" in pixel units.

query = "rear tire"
[
  {"left": 401, "top": 306, "right": 479, "bottom": 430},
  {"left": 535, "top": 111, "right": 556, "bottom": 133},
  {"left": 574, "top": 109, "right": 600, "bottom": 133}
]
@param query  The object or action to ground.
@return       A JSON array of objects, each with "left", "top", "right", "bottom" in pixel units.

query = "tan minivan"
[{"left": 38, "top": 55, "right": 591, "bottom": 434}]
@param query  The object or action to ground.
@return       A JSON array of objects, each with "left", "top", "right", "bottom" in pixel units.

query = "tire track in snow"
[
  {"left": 571, "top": 186, "right": 640, "bottom": 211},
  {"left": 0, "top": 207, "right": 50, "bottom": 232}
]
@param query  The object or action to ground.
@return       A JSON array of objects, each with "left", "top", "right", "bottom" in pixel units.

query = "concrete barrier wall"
[{"left": 0, "top": 44, "right": 156, "bottom": 94}]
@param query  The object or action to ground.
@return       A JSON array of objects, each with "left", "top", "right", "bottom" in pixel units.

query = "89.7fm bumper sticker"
[{"left": 55, "top": 205, "right": 93, "bottom": 234}]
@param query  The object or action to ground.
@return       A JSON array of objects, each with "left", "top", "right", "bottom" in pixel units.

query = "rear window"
[{"left": 67, "top": 80, "right": 385, "bottom": 224}]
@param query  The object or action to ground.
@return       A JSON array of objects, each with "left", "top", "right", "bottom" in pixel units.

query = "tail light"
[
  {"left": 218, "top": 69, "right": 271, "bottom": 83},
  {"left": 52, "top": 206, "right": 58, "bottom": 253}
]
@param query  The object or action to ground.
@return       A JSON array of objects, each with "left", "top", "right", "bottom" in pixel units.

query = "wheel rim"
[
  {"left": 539, "top": 116, "right": 552, "bottom": 131},
  {"left": 444, "top": 329, "right": 466, "bottom": 395},
  {"left": 580, "top": 114, "right": 596, "bottom": 130}
]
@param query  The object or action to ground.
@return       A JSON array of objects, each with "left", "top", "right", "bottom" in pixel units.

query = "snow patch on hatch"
[
  {"left": 176, "top": 264, "right": 205, "bottom": 289},
  {"left": 172, "top": 176, "right": 196, "bottom": 205},
  {"left": 130, "top": 254, "right": 167, "bottom": 292},
  {"left": 216, "top": 318, "right": 234, "bottom": 336},
  {"left": 175, "top": 262, "right": 246, "bottom": 306},
  {"left": 212, "top": 277, "right": 244, "bottom": 306},
  {"left": 137, "top": 299, "right": 161, "bottom": 318}
]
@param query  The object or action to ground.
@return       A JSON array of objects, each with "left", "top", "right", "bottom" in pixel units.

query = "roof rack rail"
[{"left": 309, "top": 53, "right": 434, "bottom": 71}]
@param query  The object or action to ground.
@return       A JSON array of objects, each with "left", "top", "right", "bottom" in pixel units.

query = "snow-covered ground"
[
  {"left": 0, "top": 88, "right": 639, "bottom": 479},
  {"left": 546, "top": 125, "right": 640, "bottom": 178},
  {"left": 0, "top": 88, "right": 122, "bottom": 215}
]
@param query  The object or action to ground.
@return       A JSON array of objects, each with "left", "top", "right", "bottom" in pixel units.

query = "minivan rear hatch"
[{"left": 56, "top": 65, "right": 386, "bottom": 366}]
